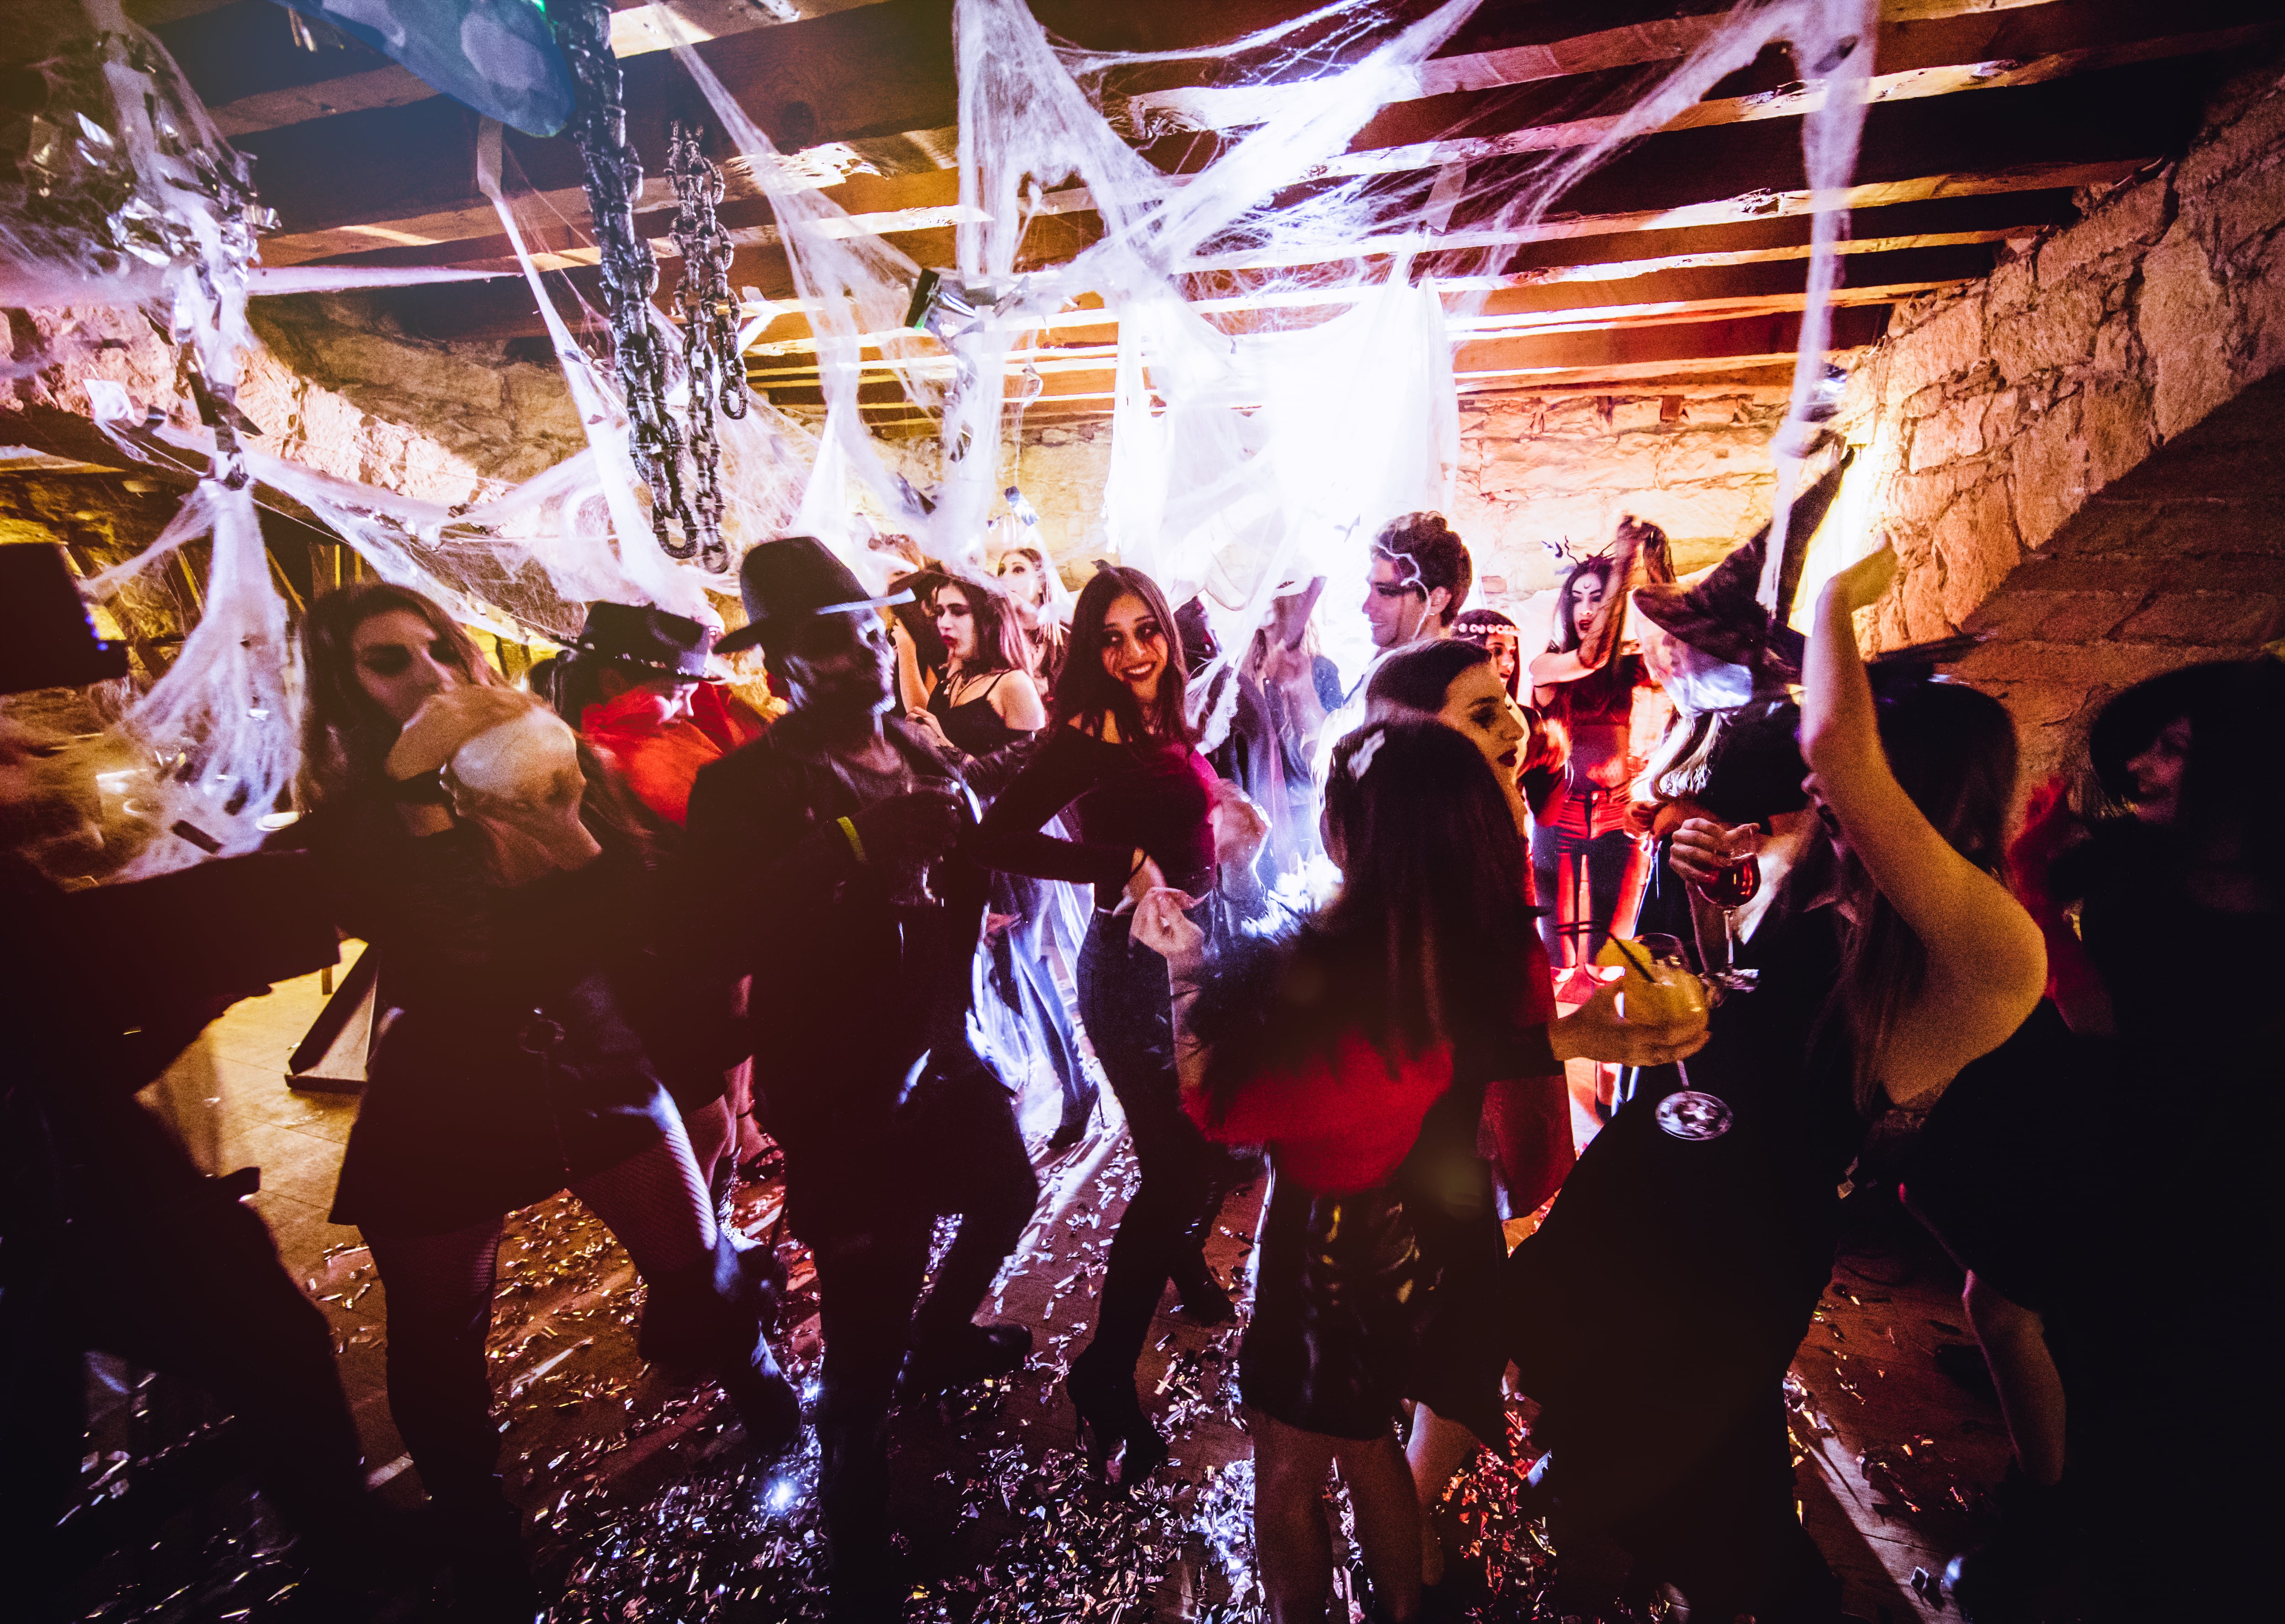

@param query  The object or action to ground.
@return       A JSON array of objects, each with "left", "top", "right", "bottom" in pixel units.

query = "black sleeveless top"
[{"left": 927, "top": 669, "right": 1026, "bottom": 760}]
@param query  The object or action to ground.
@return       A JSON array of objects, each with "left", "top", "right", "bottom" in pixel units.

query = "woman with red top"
[
  {"left": 1133, "top": 722, "right": 1705, "bottom": 1624},
  {"left": 1363, "top": 638, "right": 1574, "bottom": 1599},
  {"left": 1530, "top": 530, "right": 1671, "bottom": 988},
  {"left": 970, "top": 564, "right": 1232, "bottom": 1487}
]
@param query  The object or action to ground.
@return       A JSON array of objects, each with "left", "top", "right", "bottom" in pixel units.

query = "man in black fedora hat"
[
  {"left": 536, "top": 600, "right": 765, "bottom": 828},
  {"left": 0, "top": 545, "right": 400, "bottom": 1610},
  {"left": 684, "top": 537, "right": 1040, "bottom": 1622}
]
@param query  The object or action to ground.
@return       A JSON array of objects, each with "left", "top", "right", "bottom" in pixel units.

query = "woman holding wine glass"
[{"left": 1493, "top": 537, "right": 2047, "bottom": 1622}]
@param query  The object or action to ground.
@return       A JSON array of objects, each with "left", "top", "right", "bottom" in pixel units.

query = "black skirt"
[
  {"left": 1240, "top": 1171, "right": 1433, "bottom": 1440},
  {"left": 331, "top": 968, "right": 680, "bottom": 1238},
  {"left": 1239, "top": 1079, "right": 1503, "bottom": 1443}
]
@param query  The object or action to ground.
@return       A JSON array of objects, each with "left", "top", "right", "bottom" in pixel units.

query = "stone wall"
[
  {"left": 1451, "top": 391, "right": 1789, "bottom": 621},
  {"left": 1822, "top": 54, "right": 2285, "bottom": 783}
]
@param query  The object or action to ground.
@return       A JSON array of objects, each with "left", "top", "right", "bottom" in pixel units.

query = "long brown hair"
[
  {"left": 296, "top": 581, "right": 665, "bottom": 860},
  {"left": 297, "top": 581, "right": 498, "bottom": 810},
  {"left": 1545, "top": 554, "right": 1636, "bottom": 716},
  {"left": 1192, "top": 721, "right": 1538, "bottom": 1119},
  {"left": 929, "top": 572, "right": 1030, "bottom": 679},
  {"left": 996, "top": 543, "right": 1068, "bottom": 682},
  {"left": 1824, "top": 679, "right": 2019, "bottom": 1113},
  {"left": 1051, "top": 565, "right": 1191, "bottom": 745}
]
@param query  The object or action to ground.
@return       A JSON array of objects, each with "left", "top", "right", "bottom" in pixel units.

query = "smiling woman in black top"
[{"left": 972, "top": 564, "right": 1232, "bottom": 1487}]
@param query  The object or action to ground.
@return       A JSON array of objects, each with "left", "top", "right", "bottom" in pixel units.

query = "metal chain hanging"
[
  {"left": 667, "top": 120, "right": 744, "bottom": 574},
  {"left": 550, "top": 0, "right": 705, "bottom": 563}
]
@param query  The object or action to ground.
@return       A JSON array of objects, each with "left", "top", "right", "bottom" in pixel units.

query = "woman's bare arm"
[
  {"left": 1800, "top": 541, "right": 2046, "bottom": 1104},
  {"left": 992, "top": 667, "right": 1048, "bottom": 732}
]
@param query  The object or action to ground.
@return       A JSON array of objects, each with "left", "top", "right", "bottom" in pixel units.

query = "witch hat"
[{"left": 1630, "top": 450, "right": 1853, "bottom": 681}]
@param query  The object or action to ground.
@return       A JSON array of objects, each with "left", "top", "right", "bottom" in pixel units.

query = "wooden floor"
[{"left": 60, "top": 963, "right": 2019, "bottom": 1622}]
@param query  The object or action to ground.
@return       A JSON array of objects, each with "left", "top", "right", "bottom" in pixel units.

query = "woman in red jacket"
[{"left": 1133, "top": 722, "right": 1704, "bottom": 1624}]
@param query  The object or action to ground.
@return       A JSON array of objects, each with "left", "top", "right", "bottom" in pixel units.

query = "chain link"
[
  {"left": 552, "top": 0, "right": 720, "bottom": 565},
  {"left": 668, "top": 120, "right": 744, "bottom": 574}
]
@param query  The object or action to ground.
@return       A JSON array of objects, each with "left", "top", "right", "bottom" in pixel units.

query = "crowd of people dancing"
[{"left": 1, "top": 492, "right": 2273, "bottom": 1624}]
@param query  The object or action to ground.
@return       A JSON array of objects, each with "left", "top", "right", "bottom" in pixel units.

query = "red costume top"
[
  {"left": 1188, "top": 1029, "right": 1456, "bottom": 1195},
  {"left": 581, "top": 684, "right": 765, "bottom": 826}
]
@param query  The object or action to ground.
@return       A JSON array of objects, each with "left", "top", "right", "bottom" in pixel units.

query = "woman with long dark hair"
[
  {"left": 289, "top": 583, "right": 795, "bottom": 1609},
  {"left": 1362, "top": 638, "right": 1572, "bottom": 1597},
  {"left": 995, "top": 542, "right": 1068, "bottom": 685},
  {"left": 1500, "top": 541, "right": 2047, "bottom": 1622},
  {"left": 1529, "top": 531, "right": 1669, "bottom": 986},
  {"left": 971, "top": 564, "right": 1233, "bottom": 1485},
  {"left": 905, "top": 573, "right": 1048, "bottom": 756},
  {"left": 1133, "top": 722, "right": 1703, "bottom": 1623},
  {"left": 1908, "top": 654, "right": 2277, "bottom": 1620},
  {"left": 903, "top": 573, "right": 1098, "bottom": 1148}
]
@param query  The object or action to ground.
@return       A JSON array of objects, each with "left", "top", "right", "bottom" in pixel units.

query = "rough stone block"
[
  {"left": 2139, "top": 223, "right": 2235, "bottom": 441},
  {"left": 1609, "top": 399, "right": 1663, "bottom": 432},
  {"left": 1934, "top": 476, "right": 2023, "bottom": 628},
  {"left": 1986, "top": 254, "right": 2035, "bottom": 320},
  {"left": 2116, "top": 590, "right": 2281, "bottom": 645},
  {"left": 1991, "top": 277, "right": 2106, "bottom": 383},
  {"left": 1884, "top": 294, "right": 1984, "bottom": 400},
  {"left": 1884, "top": 465, "right": 1973, "bottom": 532},
  {"left": 2008, "top": 393, "right": 2088, "bottom": 552},
  {"left": 2035, "top": 177, "right": 2172, "bottom": 290},
  {"left": 2078, "top": 378, "right": 2158, "bottom": 498},
  {"left": 2176, "top": 75, "right": 2285, "bottom": 197},
  {"left": 1907, "top": 395, "right": 1987, "bottom": 472}
]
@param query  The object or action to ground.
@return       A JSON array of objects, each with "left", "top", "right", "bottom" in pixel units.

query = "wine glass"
[{"left": 1685, "top": 827, "right": 1763, "bottom": 1000}]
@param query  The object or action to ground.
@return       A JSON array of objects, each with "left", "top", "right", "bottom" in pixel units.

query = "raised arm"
[{"left": 1799, "top": 540, "right": 2046, "bottom": 1104}]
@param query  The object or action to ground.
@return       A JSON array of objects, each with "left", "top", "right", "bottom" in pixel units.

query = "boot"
[
  {"left": 638, "top": 1231, "right": 801, "bottom": 1454},
  {"left": 1169, "top": 1243, "right": 1234, "bottom": 1324}
]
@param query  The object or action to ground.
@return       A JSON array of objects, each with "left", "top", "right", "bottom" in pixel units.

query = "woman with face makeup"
[
  {"left": 1529, "top": 533, "right": 1669, "bottom": 990},
  {"left": 970, "top": 564, "right": 1238, "bottom": 1487},
  {"left": 1902, "top": 655, "right": 2278, "bottom": 1621},
  {"left": 288, "top": 584, "right": 796, "bottom": 1610}
]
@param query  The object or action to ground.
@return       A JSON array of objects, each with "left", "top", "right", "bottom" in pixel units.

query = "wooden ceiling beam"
[
  {"left": 754, "top": 304, "right": 1894, "bottom": 413},
  {"left": 228, "top": 2, "right": 2238, "bottom": 249}
]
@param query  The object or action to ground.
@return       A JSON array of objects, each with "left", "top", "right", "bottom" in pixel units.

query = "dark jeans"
[
  {"left": 1074, "top": 911, "right": 1227, "bottom": 1380},
  {"left": 790, "top": 1063, "right": 1037, "bottom": 1597},
  {"left": 2, "top": 1185, "right": 367, "bottom": 1576}
]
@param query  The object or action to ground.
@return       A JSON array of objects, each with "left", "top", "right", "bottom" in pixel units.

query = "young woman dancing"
[
  {"left": 1529, "top": 536, "right": 1668, "bottom": 984},
  {"left": 904, "top": 573, "right": 1097, "bottom": 1147},
  {"left": 290, "top": 584, "right": 795, "bottom": 1612},
  {"left": 1132, "top": 722, "right": 1703, "bottom": 1623},
  {"left": 1499, "top": 540, "right": 2046, "bottom": 1622},
  {"left": 971, "top": 565, "right": 1236, "bottom": 1486}
]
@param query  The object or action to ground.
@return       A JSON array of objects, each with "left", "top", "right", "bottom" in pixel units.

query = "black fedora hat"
[
  {"left": 573, "top": 601, "right": 715, "bottom": 678},
  {"left": 715, "top": 536, "right": 914, "bottom": 656},
  {"left": 0, "top": 543, "right": 130, "bottom": 695}
]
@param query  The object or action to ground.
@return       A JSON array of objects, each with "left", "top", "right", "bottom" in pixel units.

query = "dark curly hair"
[{"left": 1371, "top": 511, "right": 1472, "bottom": 629}]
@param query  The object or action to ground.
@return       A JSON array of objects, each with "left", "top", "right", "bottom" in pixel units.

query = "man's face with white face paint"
[{"left": 1642, "top": 621, "right": 1758, "bottom": 715}]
